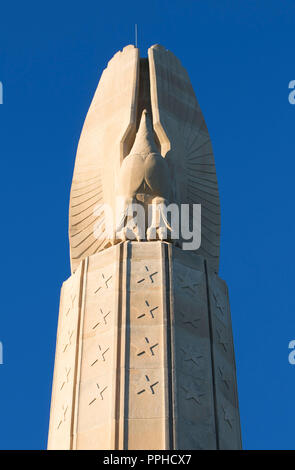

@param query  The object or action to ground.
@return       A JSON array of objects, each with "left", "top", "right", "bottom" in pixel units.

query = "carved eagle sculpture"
[
  {"left": 115, "top": 109, "right": 173, "bottom": 243},
  {"left": 69, "top": 45, "right": 220, "bottom": 273}
]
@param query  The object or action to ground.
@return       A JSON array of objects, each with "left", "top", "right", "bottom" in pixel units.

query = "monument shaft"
[
  {"left": 48, "top": 242, "right": 241, "bottom": 449},
  {"left": 48, "top": 44, "right": 242, "bottom": 449}
]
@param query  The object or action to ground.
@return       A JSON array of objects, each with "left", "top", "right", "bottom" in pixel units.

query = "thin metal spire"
[{"left": 135, "top": 24, "right": 138, "bottom": 48}]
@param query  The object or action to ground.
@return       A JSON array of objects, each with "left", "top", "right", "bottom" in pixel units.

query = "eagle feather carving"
[{"left": 69, "top": 44, "right": 220, "bottom": 273}]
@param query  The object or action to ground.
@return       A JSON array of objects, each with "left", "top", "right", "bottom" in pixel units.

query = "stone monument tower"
[{"left": 48, "top": 45, "right": 242, "bottom": 450}]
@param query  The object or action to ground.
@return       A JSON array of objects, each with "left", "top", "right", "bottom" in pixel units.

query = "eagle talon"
[
  {"left": 157, "top": 227, "right": 167, "bottom": 241},
  {"left": 116, "top": 226, "right": 138, "bottom": 242}
]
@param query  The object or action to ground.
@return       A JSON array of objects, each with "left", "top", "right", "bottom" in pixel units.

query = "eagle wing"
[
  {"left": 148, "top": 45, "right": 221, "bottom": 271},
  {"left": 69, "top": 45, "right": 139, "bottom": 272}
]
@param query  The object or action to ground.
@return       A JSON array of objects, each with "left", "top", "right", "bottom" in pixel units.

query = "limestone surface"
[
  {"left": 48, "top": 242, "right": 241, "bottom": 450},
  {"left": 48, "top": 45, "right": 241, "bottom": 450},
  {"left": 69, "top": 45, "right": 220, "bottom": 273}
]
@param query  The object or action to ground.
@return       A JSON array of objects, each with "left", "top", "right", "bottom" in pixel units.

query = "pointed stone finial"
[{"left": 130, "top": 109, "right": 158, "bottom": 156}]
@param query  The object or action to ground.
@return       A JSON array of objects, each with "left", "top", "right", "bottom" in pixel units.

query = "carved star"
[
  {"left": 137, "top": 374, "right": 159, "bottom": 395},
  {"left": 62, "top": 329, "right": 74, "bottom": 353},
  {"left": 57, "top": 404, "right": 68, "bottom": 429},
  {"left": 60, "top": 367, "right": 71, "bottom": 390},
  {"left": 181, "top": 346, "right": 203, "bottom": 368},
  {"left": 180, "top": 309, "right": 201, "bottom": 329},
  {"left": 222, "top": 405, "right": 234, "bottom": 429},
  {"left": 137, "top": 300, "right": 159, "bottom": 320},
  {"left": 94, "top": 272, "right": 112, "bottom": 294},
  {"left": 212, "top": 288, "right": 226, "bottom": 317},
  {"left": 216, "top": 327, "right": 229, "bottom": 352},
  {"left": 92, "top": 307, "right": 111, "bottom": 330},
  {"left": 181, "top": 378, "right": 205, "bottom": 405},
  {"left": 88, "top": 382, "right": 108, "bottom": 405},
  {"left": 137, "top": 266, "right": 158, "bottom": 284},
  {"left": 177, "top": 271, "right": 203, "bottom": 295},
  {"left": 90, "top": 344, "right": 110, "bottom": 366},
  {"left": 218, "top": 365, "right": 231, "bottom": 389},
  {"left": 137, "top": 337, "right": 159, "bottom": 357}
]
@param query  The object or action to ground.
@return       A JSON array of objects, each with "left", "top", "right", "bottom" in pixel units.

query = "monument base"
[{"left": 48, "top": 241, "right": 241, "bottom": 450}]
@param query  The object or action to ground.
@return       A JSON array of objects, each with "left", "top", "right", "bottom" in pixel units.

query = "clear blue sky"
[{"left": 0, "top": 0, "right": 294, "bottom": 450}]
